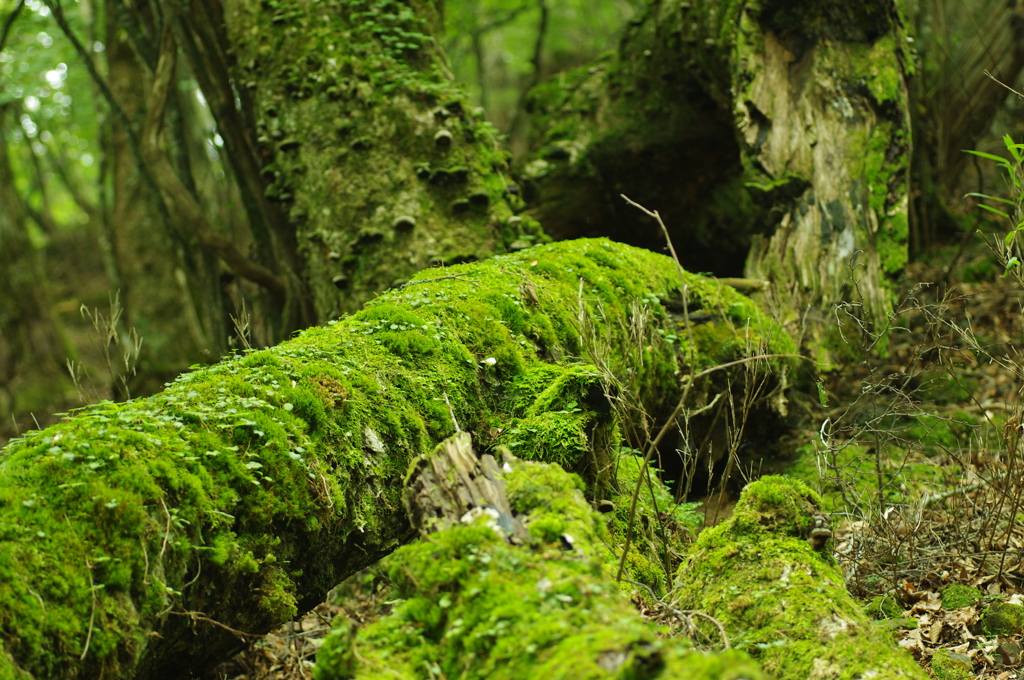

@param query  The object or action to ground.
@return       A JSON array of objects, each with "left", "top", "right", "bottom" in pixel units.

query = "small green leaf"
[
  {"left": 977, "top": 204, "right": 1010, "bottom": 219},
  {"left": 964, "top": 149, "right": 1010, "bottom": 163},
  {"left": 1003, "top": 257, "right": 1020, "bottom": 277},
  {"left": 965, "top": 192, "right": 1016, "bottom": 206},
  {"left": 1005, "top": 135, "right": 1023, "bottom": 162}
]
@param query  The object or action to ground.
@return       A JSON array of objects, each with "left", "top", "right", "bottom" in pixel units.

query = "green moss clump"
[
  {"left": 498, "top": 364, "right": 607, "bottom": 466},
  {"left": 675, "top": 476, "right": 927, "bottom": 680},
  {"left": 874, "top": 617, "right": 918, "bottom": 632},
  {"left": 864, "top": 594, "right": 904, "bottom": 619},
  {"left": 931, "top": 648, "right": 973, "bottom": 680},
  {"left": 603, "top": 453, "right": 702, "bottom": 599},
  {"left": 314, "top": 456, "right": 767, "bottom": 680},
  {"left": 940, "top": 584, "right": 981, "bottom": 610},
  {"left": 849, "top": 35, "right": 902, "bottom": 105},
  {"left": 981, "top": 602, "right": 1024, "bottom": 636}
]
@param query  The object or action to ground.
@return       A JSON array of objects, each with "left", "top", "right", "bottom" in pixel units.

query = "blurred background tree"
[{"left": 441, "top": 0, "right": 638, "bottom": 151}]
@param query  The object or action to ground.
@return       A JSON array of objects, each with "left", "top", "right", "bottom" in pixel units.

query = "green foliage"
[
  {"left": 965, "top": 134, "right": 1024, "bottom": 277},
  {"left": 442, "top": 0, "right": 636, "bottom": 128},
  {"left": 0, "top": 1, "right": 101, "bottom": 233}
]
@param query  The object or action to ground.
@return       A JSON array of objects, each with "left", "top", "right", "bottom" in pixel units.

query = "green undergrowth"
[
  {"left": 785, "top": 411, "right": 975, "bottom": 512},
  {"left": 674, "top": 476, "right": 928, "bottom": 680},
  {"left": 313, "top": 455, "right": 767, "bottom": 680},
  {"left": 605, "top": 452, "right": 703, "bottom": 596},
  {"left": 0, "top": 239, "right": 789, "bottom": 678}
]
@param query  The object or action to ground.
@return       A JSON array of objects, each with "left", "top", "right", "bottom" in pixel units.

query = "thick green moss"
[
  {"left": 674, "top": 476, "right": 927, "bottom": 680},
  {"left": 0, "top": 239, "right": 789, "bottom": 678},
  {"left": 940, "top": 584, "right": 981, "bottom": 610},
  {"left": 864, "top": 594, "right": 904, "bottom": 619},
  {"left": 849, "top": 35, "right": 902, "bottom": 105},
  {"left": 602, "top": 452, "right": 703, "bottom": 597},
  {"left": 981, "top": 602, "right": 1024, "bottom": 636},
  {"left": 931, "top": 648, "right": 973, "bottom": 680},
  {"left": 314, "top": 454, "right": 767, "bottom": 680}
]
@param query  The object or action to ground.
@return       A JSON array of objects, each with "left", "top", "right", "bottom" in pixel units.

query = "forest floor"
[{"left": 209, "top": 243, "right": 1024, "bottom": 679}]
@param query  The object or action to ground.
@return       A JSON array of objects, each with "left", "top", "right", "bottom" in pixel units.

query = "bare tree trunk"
[
  {"left": 104, "top": 0, "right": 209, "bottom": 392},
  {"left": 0, "top": 105, "right": 74, "bottom": 430}
]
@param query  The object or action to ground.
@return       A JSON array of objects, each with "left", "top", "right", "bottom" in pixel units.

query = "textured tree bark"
[
  {"left": 163, "top": 0, "right": 545, "bottom": 325},
  {"left": 103, "top": 0, "right": 211, "bottom": 388},
  {"left": 0, "top": 239, "right": 786, "bottom": 679},
  {"left": 904, "top": 0, "right": 1024, "bottom": 252},
  {"left": 519, "top": 0, "right": 911, "bottom": 352}
]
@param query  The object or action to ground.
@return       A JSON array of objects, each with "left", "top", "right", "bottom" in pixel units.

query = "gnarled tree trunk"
[{"left": 519, "top": 0, "right": 912, "bottom": 356}]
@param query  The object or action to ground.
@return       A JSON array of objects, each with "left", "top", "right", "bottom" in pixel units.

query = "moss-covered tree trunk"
[
  {"left": 163, "top": 0, "right": 544, "bottom": 325},
  {"left": 312, "top": 439, "right": 927, "bottom": 680},
  {"left": 0, "top": 239, "right": 786, "bottom": 679},
  {"left": 26, "top": 0, "right": 544, "bottom": 414},
  {"left": 519, "top": 0, "right": 910, "bottom": 351}
]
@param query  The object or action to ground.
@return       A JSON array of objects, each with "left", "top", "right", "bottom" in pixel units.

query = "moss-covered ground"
[
  {"left": 313, "top": 445, "right": 767, "bottom": 680},
  {"left": 673, "top": 476, "right": 928, "bottom": 679}
]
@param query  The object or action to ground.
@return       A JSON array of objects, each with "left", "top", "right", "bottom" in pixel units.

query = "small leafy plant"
[{"left": 965, "top": 134, "right": 1024, "bottom": 277}]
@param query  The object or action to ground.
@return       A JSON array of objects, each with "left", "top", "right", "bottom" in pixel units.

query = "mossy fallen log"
[
  {"left": 313, "top": 432, "right": 767, "bottom": 680},
  {"left": 0, "top": 239, "right": 789, "bottom": 679},
  {"left": 673, "top": 476, "right": 928, "bottom": 679}
]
